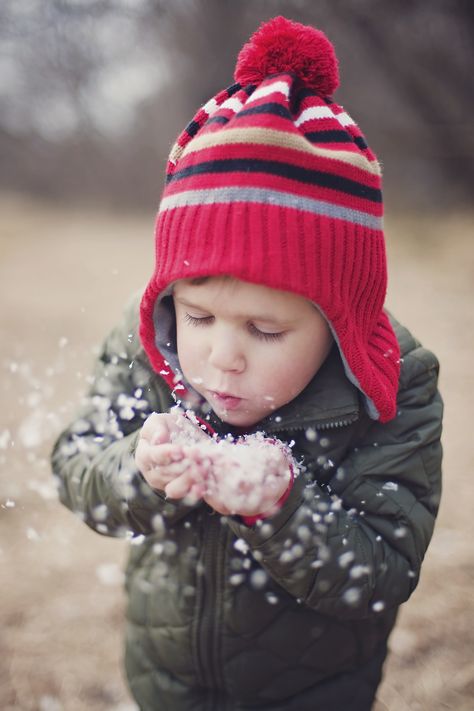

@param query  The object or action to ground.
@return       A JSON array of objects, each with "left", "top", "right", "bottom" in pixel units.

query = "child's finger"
[
  {"left": 150, "top": 444, "right": 184, "bottom": 466},
  {"left": 188, "top": 481, "right": 206, "bottom": 499},
  {"left": 141, "top": 412, "right": 165, "bottom": 436},
  {"left": 154, "top": 459, "right": 190, "bottom": 481},
  {"left": 140, "top": 413, "right": 173, "bottom": 445},
  {"left": 150, "top": 425, "right": 172, "bottom": 446},
  {"left": 164, "top": 471, "right": 195, "bottom": 499}
]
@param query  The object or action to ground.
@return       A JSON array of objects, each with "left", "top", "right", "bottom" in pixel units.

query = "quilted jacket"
[{"left": 51, "top": 297, "right": 443, "bottom": 711}]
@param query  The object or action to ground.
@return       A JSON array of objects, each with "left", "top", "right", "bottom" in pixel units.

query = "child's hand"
[
  {"left": 135, "top": 412, "right": 208, "bottom": 496},
  {"left": 136, "top": 419, "right": 292, "bottom": 517},
  {"left": 201, "top": 440, "right": 292, "bottom": 517}
]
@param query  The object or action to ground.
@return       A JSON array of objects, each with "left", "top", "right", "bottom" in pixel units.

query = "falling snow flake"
[
  {"left": 95, "top": 562, "right": 124, "bottom": 586},
  {"left": 0, "top": 429, "right": 11, "bottom": 449}
]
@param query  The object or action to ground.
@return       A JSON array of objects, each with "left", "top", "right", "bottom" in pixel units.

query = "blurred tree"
[{"left": 337, "top": 0, "right": 474, "bottom": 205}]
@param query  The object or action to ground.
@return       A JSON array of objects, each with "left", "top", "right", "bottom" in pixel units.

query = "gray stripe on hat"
[{"left": 159, "top": 186, "right": 383, "bottom": 230}]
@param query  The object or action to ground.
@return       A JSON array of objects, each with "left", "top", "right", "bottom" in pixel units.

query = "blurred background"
[
  {"left": 0, "top": 1, "right": 473, "bottom": 710},
  {"left": 1, "top": 0, "right": 473, "bottom": 210}
]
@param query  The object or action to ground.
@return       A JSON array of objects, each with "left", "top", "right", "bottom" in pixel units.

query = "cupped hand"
[
  {"left": 202, "top": 440, "right": 292, "bottom": 517},
  {"left": 135, "top": 411, "right": 208, "bottom": 494}
]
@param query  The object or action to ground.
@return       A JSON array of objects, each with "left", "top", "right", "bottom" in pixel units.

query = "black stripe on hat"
[
  {"left": 243, "top": 84, "right": 257, "bottom": 96},
  {"left": 226, "top": 83, "right": 242, "bottom": 97},
  {"left": 354, "top": 135, "right": 368, "bottom": 150},
  {"left": 306, "top": 130, "right": 368, "bottom": 150},
  {"left": 185, "top": 119, "right": 201, "bottom": 139},
  {"left": 236, "top": 102, "right": 293, "bottom": 120},
  {"left": 305, "top": 129, "right": 354, "bottom": 144},
  {"left": 205, "top": 115, "right": 231, "bottom": 127},
  {"left": 166, "top": 158, "right": 382, "bottom": 202},
  {"left": 292, "top": 87, "right": 317, "bottom": 113},
  {"left": 181, "top": 86, "right": 238, "bottom": 141}
]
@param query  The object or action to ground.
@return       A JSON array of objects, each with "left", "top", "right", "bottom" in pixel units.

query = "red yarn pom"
[{"left": 235, "top": 16, "right": 339, "bottom": 96}]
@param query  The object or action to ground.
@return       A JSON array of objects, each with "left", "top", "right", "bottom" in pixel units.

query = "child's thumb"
[
  {"left": 151, "top": 425, "right": 171, "bottom": 445},
  {"left": 141, "top": 412, "right": 170, "bottom": 443}
]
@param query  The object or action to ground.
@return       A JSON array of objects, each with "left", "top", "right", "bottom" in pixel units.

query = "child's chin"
[{"left": 216, "top": 407, "right": 261, "bottom": 429}]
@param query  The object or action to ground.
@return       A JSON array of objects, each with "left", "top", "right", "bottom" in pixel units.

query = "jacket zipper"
[
  {"left": 191, "top": 416, "right": 358, "bottom": 705},
  {"left": 194, "top": 512, "right": 226, "bottom": 707},
  {"left": 314, "top": 414, "right": 359, "bottom": 430},
  {"left": 265, "top": 411, "right": 359, "bottom": 435}
]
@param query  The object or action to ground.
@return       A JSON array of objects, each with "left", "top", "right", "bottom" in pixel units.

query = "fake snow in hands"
[
  {"left": 169, "top": 409, "right": 210, "bottom": 445},
  {"left": 169, "top": 418, "right": 292, "bottom": 515}
]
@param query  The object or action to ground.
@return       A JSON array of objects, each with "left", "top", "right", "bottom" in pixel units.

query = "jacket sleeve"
[
  {"left": 226, "top": 326, "right": 443, "bottom": 620},
  {"left": 51, "top": 296, "right": 199, "bottom": 537}
]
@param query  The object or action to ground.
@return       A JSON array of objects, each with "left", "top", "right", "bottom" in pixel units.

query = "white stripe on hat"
[
  {"left": 246, "top": 80, "right": 291, "bottom": 104},
  {"left": 337, "top": 111, "right": 356, "bottom": 127},
  {"left": 203, "top": 97, "right": 219, "bottom": 116},
  {"left": 294, "top": 105, "right": 334, "bottom": 127},
  {"left": 220, "top": 97, "right": 244, "bottom": 112},
  {"left": 295, "top": 105, "right": 357, "bottom": 131}
]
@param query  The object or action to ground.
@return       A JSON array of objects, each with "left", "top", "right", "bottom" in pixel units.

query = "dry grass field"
[{"left": 0, "top": 194, "right": 473, "bottom": 710}]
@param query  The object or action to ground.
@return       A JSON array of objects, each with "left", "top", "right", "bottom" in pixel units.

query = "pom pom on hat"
[{"left": 235, "top": 15, "right": 339, "bottom": 96}]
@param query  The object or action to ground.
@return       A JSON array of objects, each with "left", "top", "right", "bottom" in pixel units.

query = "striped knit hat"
[{"left": 140, "top": 16, "right": 400, "bottom": 422}]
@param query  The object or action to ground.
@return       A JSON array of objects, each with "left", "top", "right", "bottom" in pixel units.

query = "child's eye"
[
  {"left": 184, "top": 313, "right": 213, "bottom": 327},
  {"left": 248, "top": 323, "right": 285, "bottom": 342}
]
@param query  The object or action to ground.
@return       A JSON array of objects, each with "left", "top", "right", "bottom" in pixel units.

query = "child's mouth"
[{"left": 210, "top": 391, "right": 243, "bottom": 410}]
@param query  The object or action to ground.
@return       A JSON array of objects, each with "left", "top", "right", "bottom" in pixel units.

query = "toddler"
[{"left": 52, "top": 16, "right": 443, "bottom": 711}]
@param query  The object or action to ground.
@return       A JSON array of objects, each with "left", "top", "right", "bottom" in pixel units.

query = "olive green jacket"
[{"left": 51, "top": 297, "right": 442, "bottom": 710}]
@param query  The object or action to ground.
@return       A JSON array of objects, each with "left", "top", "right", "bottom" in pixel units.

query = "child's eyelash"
[
  {"left": 183, "top": 313, "right": 285, "bottom": 342},
  {"left": 248, "top": 323, "right": 285, "bottom": 342},
  {"left": 184, "top": 313, "right": 213, "bottom": 326}
]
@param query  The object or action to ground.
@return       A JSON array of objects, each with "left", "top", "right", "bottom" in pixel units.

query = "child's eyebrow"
[{"left": 173, "top": 295, "right": 210, "bottom": 310}]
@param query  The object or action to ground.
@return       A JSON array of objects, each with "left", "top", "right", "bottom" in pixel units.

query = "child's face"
[{"left": 173, "top": 277, "right": 333, "bottom": 427}]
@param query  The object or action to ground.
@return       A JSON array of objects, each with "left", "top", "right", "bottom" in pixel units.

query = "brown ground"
[{"left": 0, "top": 194, "right": 472, "bottom": 711}]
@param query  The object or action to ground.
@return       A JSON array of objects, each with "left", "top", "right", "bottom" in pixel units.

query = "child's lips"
[{"left": 209, "top": 390, "right": 243, "bottom": 410}]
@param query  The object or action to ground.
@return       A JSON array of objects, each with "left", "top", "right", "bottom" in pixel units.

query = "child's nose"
[{"left": 208, "top": 336, "right": 245, "bottom": 373}]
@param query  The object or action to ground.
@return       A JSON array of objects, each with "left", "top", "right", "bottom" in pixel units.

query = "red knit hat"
[{"left": 140, "top": 16, "right": 400, "bottom": 422}]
